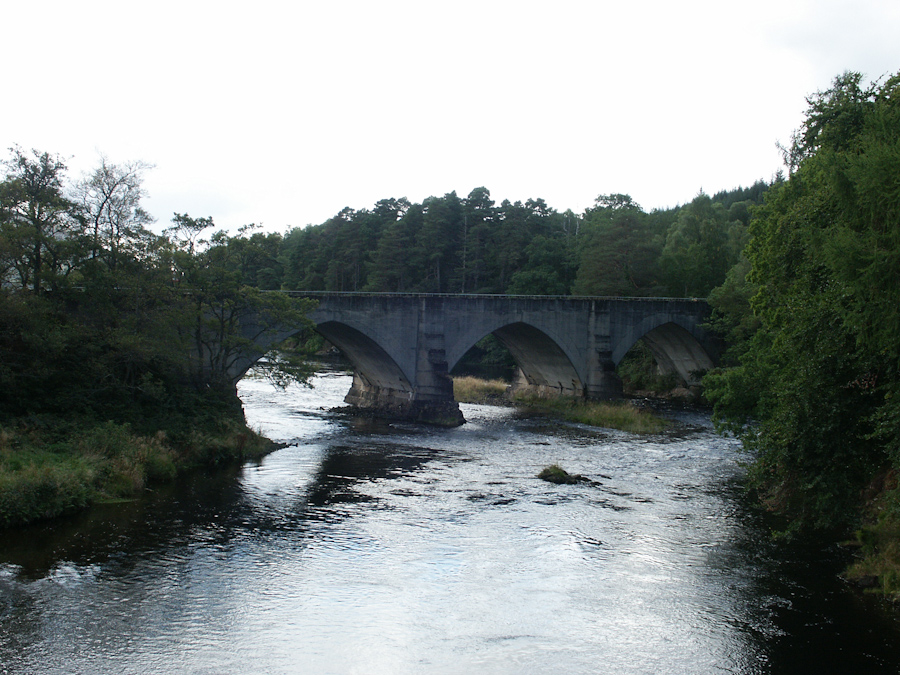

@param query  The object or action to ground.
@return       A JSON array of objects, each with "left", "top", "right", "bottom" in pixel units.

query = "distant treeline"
[{"left": 264, "top": 182, "right": 771, "bottom": 299}]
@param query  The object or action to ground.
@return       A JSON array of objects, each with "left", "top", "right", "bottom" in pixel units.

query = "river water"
[{"left": 2, "top": 370, "right": 900, "bottom": 674}]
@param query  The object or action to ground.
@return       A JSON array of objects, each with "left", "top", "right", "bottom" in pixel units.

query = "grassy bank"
[
  {"left": 0, "top": 418, "right": 274, "bottom": 529},
  {"left": 843, "top": 475, "right": 900, "bottom": 598}
]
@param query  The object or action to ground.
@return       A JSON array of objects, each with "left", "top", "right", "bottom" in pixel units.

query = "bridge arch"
[
  {"left": 448, "top": 321, "right": 585, "bottom": 396},
  {"left": 613, "top": 315, "right": 716, "bottom": 386},
  {"left": 314, "top": 321, "right": 412, "bottom": 393}
]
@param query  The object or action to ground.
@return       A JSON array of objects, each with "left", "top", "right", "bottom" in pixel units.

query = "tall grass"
[
  {"left": 452, "top": 375, "right": 669, "bottom": 433},
  {"left": 452, "top": 376, "right": 510, "bottom": 404},
  {"left": 511, "top": 393, "right": 669, "bottom": 434}
]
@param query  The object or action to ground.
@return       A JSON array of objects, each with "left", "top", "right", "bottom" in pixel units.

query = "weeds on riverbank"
[
  {"left": 0, "top": 419, "right": 274, "bottom": 529},
  {"left": 451, "top": 375, "right": 669, "bottom": 433}
]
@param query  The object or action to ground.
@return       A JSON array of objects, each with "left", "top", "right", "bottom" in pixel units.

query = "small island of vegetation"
[{"left": 453, "top": 375, "right": 670, "bottom": 434}]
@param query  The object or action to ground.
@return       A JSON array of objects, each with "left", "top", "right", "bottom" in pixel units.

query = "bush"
[{"left": 0, "top": 418, "right": 273, "bottom": 528}]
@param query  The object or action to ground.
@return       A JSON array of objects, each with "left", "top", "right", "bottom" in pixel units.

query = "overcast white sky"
[{"left": 4, "top": 0, "right": 899, "bottom": 233}]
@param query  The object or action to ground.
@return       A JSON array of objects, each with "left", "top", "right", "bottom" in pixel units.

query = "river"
[{"left": 1, "top": 370, "right": 899, "bottom": 674}]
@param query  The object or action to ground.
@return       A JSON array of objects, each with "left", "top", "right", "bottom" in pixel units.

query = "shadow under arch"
[
  {"left": 617, "top": 321, "right": 715, "bottom": 386},
  {"left": 314, "top": 320, "right": 412, "bottom": 394},
  {"left": 449, "top": 322, "right": 584, "bottom": 397}
]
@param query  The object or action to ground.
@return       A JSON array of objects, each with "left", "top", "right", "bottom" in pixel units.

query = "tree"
[
  {"left": 704, "top": 71, "right": 900, "bottom": 529},
  {"left": 366, "top": 201, "right": 419, "bottom": 292},
  {"left": 0, "top": 147, "right": 83, "bottom": 292},
  {"left": 572, "top": 194, "right": 663, "bottom": 296},
  {"left": 73, "top": 156, "right": 154, "bottom": 270},
  {"left": 414, "top": 192, "right": 463, "bottom": 292},
  {"left": 456, "top": 187, "right": 495, "bottom": 293},
  {"left": 507, "top": 234, "right": 575, "bottom": 295},
  {"left": 658, "top": 192, "right": 745, "bottom": 297},
  {"left": 168, "top": 215, "right": 316, "bottom": 392}
]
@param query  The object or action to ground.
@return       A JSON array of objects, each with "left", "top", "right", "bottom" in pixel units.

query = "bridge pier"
[
  {"left": 586, "top": 354, "right": 624, "bottom": 400},
  {"left": 340, "top": 297, "right": 464, "bottom": 427},
  {"left": 585, "top": 303, "right": 624, "bottom": 400},
  {"left": 343, "top": 373, "right": 463, "bottom": 427}
]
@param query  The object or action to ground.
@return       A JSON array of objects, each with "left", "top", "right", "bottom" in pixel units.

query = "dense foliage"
[
  {"left": 278, "top": 186, "right": 766, "bottom": 298},
  {"left": 0, "top": 149, "right": 315, "bottom": 526},
  {"left": 0, "top": 150, "right": 315, "bottom": 427},
  {"left": 704, "top": 71, "right": 900, "bottom": 534}
]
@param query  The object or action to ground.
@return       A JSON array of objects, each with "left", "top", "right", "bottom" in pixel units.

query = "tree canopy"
[
  {"left": 281, "top": 184, "right": 767, "bottom": 298},
  {"left": 0, "top": 151, "right": 314, "bottom": 429},
  {"left": 704, "top": 71, "right": 900, "bottom": 530}
]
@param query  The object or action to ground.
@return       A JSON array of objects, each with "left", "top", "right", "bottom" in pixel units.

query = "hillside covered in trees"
[{"left": 271, "top": 183, "right": 768, "bottom": 299}]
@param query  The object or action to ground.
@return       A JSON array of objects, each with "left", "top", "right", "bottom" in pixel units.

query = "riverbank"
[
  {"left": 841, "top": 473, "right": 900, "bottom": 599},
  {"left": 452, "top": 376, "right": 511, "bottom": 406},
  {"left": 0, "top": 416, "right": 276, "bottom": 529}
]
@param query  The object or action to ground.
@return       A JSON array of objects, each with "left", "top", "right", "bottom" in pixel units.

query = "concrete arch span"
[
  {"left": 315, "top": 321, "right": 414, "bottom": 411},
  {"left": 449, "top": 322, "right": 584, "bottom": 397},
  {"left": 640, "top": 322, "right": 716, "bottom": 386},
  {"left": 612, "top": 317, "right": 717, "bottom": 387}
]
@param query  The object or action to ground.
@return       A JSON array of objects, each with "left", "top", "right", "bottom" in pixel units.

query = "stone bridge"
[{"left": 234, "top": 294, "right": 721, "bottom": 426}]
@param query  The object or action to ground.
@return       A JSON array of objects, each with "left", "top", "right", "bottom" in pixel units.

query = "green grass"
[
  {"left": 512, "top": 393, "right": 669, "bottom": 434},
  {"left": 0, "top": 419, "right": 275, "bottom": 529}
]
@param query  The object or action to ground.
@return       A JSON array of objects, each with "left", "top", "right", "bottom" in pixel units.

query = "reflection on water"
[{"left": 1, "top": 370, "right": 900, "bottom": 674}]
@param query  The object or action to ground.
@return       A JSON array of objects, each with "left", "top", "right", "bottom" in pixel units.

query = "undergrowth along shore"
[
  {"left": 0, "top": 418, "right": 274, "bottom": 529},
  {"left": 452, "top": 375, "right": 669, "bottom": 434},
  {"left": 841, "top": 472, "right": 900, "bottom": 600}
]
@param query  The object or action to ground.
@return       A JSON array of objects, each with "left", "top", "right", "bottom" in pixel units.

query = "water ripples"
[{"left": 2, "top": 373, "right": 900, "bottom": 673}]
